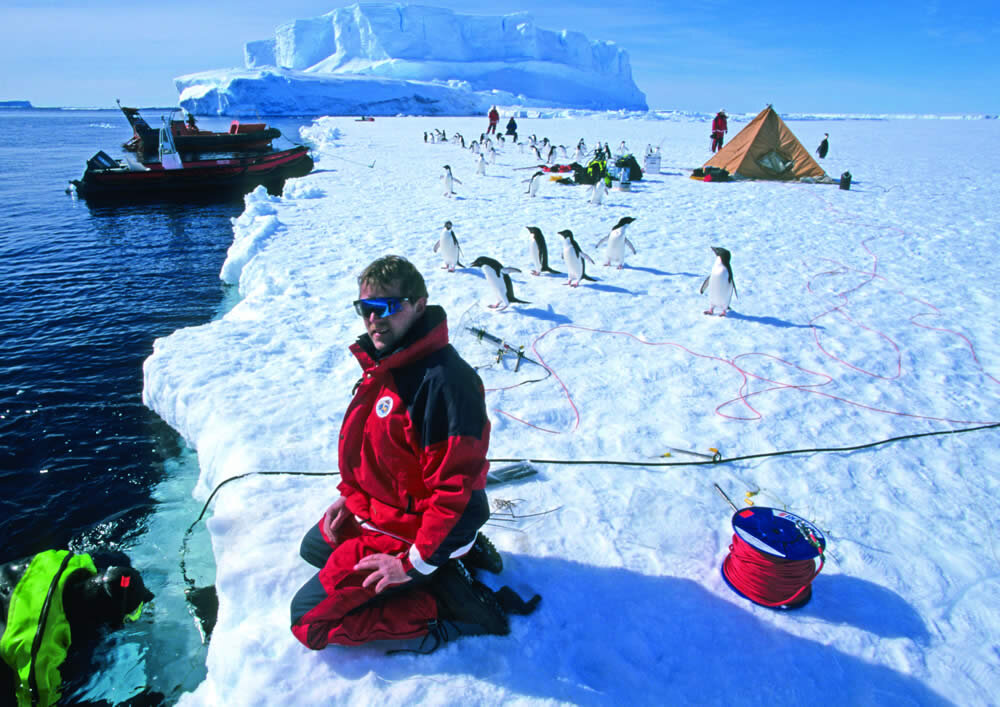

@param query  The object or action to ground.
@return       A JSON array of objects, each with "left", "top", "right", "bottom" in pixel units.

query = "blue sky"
[{"left": 2, "top": 0, "right": 997, "bottom": 113}]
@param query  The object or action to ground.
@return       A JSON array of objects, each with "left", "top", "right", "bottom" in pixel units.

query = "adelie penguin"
[
  {"left": 700, "top": 246, "right": 738, "bottom": 316},
  {"left": 525, "top": 226, "right": 561, "bottom": 276},
  {"left": 433, "top": 220, "right": 464, "bottom": 272},
  {"left": 587, "top": 178, "right": 607, "bottom": 205},
  {"left": 595, "top": 216, "right": 637, "bottom": 269},
  {"left": 525, "top": 171, "right": 544, "bottom": 198},
  {"left": 441, "top": 165, "right": 462, "bottom": 197},
  {"left": 557, "top": 229, "right": 596, "bottom": 287},
  {"left": 471, "top": 256, "right": 530, "bottom": 310}
]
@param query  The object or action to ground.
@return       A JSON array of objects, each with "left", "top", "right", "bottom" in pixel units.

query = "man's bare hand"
[
  {"left": 355, "top": 553, "right": 411, "bottom": 594},
  {"left": 322, "top": 497, "right": 349, "bottom": 544}
]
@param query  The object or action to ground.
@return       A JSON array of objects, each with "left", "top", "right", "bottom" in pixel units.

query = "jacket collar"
[{"left": 350, "top": 304, "right": 449, "bottom": 372}]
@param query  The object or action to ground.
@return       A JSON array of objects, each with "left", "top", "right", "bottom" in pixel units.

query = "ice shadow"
[
  {"left": 323, "top": 556, "right": 946, "bottom": 705},
  {"left": 804, "top": 574, "right": 931, "bottom": 643},
  {"left": 623, "top": 265, "right": 701, "bottom": 279},
  {"left": 581, "top": 282, "right": 633, "bottom": 295},
  {"left": 725, "top": 311, "right": 821, "bottom": 330}
]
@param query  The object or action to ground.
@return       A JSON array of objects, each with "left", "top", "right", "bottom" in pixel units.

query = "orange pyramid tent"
[{"left": 702, "top": 105, "right": 827, "bottom": 181}]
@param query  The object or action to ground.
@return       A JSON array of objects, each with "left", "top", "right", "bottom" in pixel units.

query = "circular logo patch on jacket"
[{"left": 375, "top": 396, "right": 394, "bottom": 418}]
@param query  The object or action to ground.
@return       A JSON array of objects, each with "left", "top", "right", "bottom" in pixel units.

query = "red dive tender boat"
[
  {"left": 118, "top": 101, "right": 282, "bottom": 157},
  {"left": 70, "top": 145, "right": 314, "bottom": 202}
]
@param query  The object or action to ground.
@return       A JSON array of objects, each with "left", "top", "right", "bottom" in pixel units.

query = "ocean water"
[{"left": 0, "top": 108, "right": 308, "bottom": 702}]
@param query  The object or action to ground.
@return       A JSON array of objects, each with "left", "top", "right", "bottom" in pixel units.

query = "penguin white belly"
[
  {"left": 708, "top": 263, "right": 734, "bottom": 309},
  {"left": 440, "top": 234, "right": 459, "bottom": 269},
  {"left": 482, "top": 267, "right": 509, "bottom": 306},
  {"left": 564, "top": 244, "right": 583, "bottom": 282},
  {"left": 606, "top": 233, "right": 627, "bottom": 265},
  {"left": 530, "top": 240, "right": 542, "bottom": 273}
]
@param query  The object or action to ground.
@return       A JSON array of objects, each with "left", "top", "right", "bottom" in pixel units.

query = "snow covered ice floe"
[{"left": 142, "top": 113, "right": 1000, "bottom": 705}]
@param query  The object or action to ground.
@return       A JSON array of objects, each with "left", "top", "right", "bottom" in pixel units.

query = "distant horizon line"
[{"left": 3, "top": 102, "right": 997, "bottom": 120}]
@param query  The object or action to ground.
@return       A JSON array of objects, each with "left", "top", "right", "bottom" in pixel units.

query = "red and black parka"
[{"left": 337, "top": 305, "right": 491, "bottom": 578}]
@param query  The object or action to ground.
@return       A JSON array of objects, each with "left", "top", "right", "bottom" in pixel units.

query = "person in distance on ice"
[
  {"left": 433, "top": 220, "right": 463, "bottom": 272},
  {"left": 290, "top": 256, "right": 537, "bottom": 653},
  {"left": 595, "top": 216, "right": 637, "bottom": 269},
  {"left": 711, "top": 109, "right": 728, "bottom": 153},
  {"left": 700, "top": 246, "right": 738, "bottom": 316}
]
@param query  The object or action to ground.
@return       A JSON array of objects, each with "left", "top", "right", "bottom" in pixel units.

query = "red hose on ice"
[{"left": 722, "top": 533, "right": 825, "bottom": 608}]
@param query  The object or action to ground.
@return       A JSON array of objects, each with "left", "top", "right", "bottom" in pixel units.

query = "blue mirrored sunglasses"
[{"left": 353, "top": 297, "right": 410, "bottom": 318}]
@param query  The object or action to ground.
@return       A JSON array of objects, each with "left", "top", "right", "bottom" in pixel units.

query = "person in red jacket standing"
[
  {"left": 487, "top": 106, "right": 500, "bottom": 134},
  {"left": 291, "top": 255, "right": 527, "bottom": 653},
  {"left": 711, "top": 109, "right": 728, "bottom": 152}
]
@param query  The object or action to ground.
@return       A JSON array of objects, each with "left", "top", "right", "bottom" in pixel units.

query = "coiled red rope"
[{"left": 722, "top": 533, "right": 824, "bottom": 608}]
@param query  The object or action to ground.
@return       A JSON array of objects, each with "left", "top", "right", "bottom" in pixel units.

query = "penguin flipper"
[
  {"left": 626, "top": 238, "right": 636, "bottom": 254},
  {"left": 595, "top": 235, "right": 609, "bottom": 248},
  {"left": 582, "top": 252, "right": 595, "bottom": 264},
  {"left": 433, "top": 241, "right": 440, "bottom": 252},
  {"left": 699, "top": 276, "right": 710, "bottom": 294}
]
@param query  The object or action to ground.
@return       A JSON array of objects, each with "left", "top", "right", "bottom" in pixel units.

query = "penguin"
[
  {"left": 471, "top": 256, "right": 529, "bottom": 310},
  {"left": 587, "top": 178, "right": 607, "bottom": 205},
  {"left": 525, "top": 170, "right": 544, "bottom": 197},
  {"left": 526, "top": 226, "right": 561, "bottom": 276},
  {"left": 441, "top": 165, "right": 461, "bottom": 197},
  {"left": 470, "top": 140, "right": 480, "bottom": 154},
  {"left": 557, "top": 229, "right": 596, "bottom": 287},
  {"left": 488, "top": 146, "right": 497, "bottom": 164},
  {"left": 700, "top": 246, "right": 738, "bottom": 316},
  {"left": 595, "top": 216, "right": 637, "bottom": 269},
  {"left": 456, "top": 134, "right": 466, "bottom": 149},
  {"left": 423, "top": 131, "right": 428, "bottom": 143},
  {"left": 476, "top": 153, "right": 487, "bottom": 176},
  {"left": 433, "top": 220, "right": 463, "bottom": 272},
  {"left": 816, "top": 133, "right": 829, "bottom": 159},
  {"left": 531, "top": 145, "right": 542, "bottom": 161},
  {"left": 617, "top": 140, "right": 627, "bottom": 155}
]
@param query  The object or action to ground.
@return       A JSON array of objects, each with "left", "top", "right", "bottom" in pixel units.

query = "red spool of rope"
[{"left": 721, "top": 506, "right": 826, "bottom": 609}]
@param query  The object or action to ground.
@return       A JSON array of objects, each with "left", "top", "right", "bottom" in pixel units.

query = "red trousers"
[{"left": 290, "top": 518, "right": 438, "bottom": 649}]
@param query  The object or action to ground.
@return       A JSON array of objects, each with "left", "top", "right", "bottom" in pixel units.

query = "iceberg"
[{"left": 176, "top": 3, "right": 647, "bottom": 116}]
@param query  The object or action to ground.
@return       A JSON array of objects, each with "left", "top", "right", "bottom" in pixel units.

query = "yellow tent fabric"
[{"left": 702, "top": 106, "right": 827, "bottom": 181}]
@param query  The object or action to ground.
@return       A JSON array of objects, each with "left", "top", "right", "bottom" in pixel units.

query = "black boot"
[
  {"left": 431, "top": 560, "right": 509, "bottom": 637},
  {"left": 461, "top": 533, "right": 503, "bottom": 575}
]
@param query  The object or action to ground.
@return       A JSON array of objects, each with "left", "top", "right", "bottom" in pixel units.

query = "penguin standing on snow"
[
  {"left": 471, "top": 256, "right": 530, "bottom": 310},
  {"left": 816, "top": 133, "right": 829, "bottom": 159},
  {"left": 595, "top": 216, "right": 637, "bottom": 269},
  {"left": 525, "top": 170, "right": 544, "bottom": 197},
  {"left": 557, "top": 229, "right": 596, "bottom": 287},
  {"left": 587, "top": 178, "right": 607, "bottom": 205},
  {"left": 700, "top": 246, "right": 738, "bottom": 316},
  {"left": 433, "top": 220, "right": 464, "bottom": 272},
  {"left": 476, "top": 153, "right": 487, "bottom": 176},
  {"left": 441, "top": 165, "right": 461, "bottom": 197},
  {"left": 526, "top": 226, "right": 561, "bottom": 276}
]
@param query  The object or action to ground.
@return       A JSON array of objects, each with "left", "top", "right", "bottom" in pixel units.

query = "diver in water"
[{"left": 1, "top": 549, "right": 154, "bottom": 707}]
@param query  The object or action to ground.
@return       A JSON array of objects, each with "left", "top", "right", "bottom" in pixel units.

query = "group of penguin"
[
  {"left": 428, "top": 128, "right": 737, "bottom": 315},
  {"left": 433, "top": 217, "right": 738, "bottom": 315}
]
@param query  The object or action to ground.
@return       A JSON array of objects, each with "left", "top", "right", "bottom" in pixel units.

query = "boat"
[
  {"left": 118, "top": 101, "right": 282, "bottom": 157},
  {"left": 70, "top": 145, "right": 314, "bottom": 202}
]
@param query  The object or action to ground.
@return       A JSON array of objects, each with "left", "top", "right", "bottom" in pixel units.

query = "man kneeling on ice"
[{"left": 290, "top": 255, "right": 538, "bottom": 654}]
